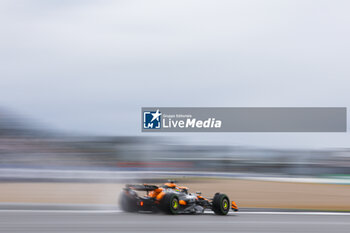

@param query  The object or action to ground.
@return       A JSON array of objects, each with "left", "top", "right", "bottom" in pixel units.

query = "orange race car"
[{"left": 119, "top": 180, "right": 238, "bottom": 215}]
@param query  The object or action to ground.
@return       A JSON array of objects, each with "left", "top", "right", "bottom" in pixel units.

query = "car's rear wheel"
[
  {"left": 159, "top": 193, "right": 179, "bottom": 214},
  {"left": 119, "top": 191, "right": 138, "bottom": 212},
  {"left": 212, "top": 193, "right": 230, "bottom": 215}
]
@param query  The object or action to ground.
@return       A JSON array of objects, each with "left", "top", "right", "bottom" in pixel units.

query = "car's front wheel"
[{"left": 212, "top": 193, "right": 230, "bottom": 215}]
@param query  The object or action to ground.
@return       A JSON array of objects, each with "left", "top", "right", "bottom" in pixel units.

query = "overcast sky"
[{"left": 1, "top": 0, "right": 350, "bottom": 148}]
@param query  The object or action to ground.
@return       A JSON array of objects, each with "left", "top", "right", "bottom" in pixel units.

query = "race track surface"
[{"left": 0, "top": 210, "right": 349, "bottom": 233}]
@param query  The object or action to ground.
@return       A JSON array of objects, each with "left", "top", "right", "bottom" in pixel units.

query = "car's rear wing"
[{"left": 125, "top": 184, "right": 159, "bottom": 191}]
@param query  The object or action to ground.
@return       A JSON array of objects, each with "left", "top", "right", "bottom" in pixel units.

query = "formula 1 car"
[{"left": 119, "top": 181, "right": 238, "bottom": 215}]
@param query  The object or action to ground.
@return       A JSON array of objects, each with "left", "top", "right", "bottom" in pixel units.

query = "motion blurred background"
[{"left": 0, "top": 0, "right": 350, "bottom": 211}]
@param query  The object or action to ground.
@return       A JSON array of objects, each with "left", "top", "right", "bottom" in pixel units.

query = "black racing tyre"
[
  {"left": 119, "top": 191, "right": 138, "bottom": 212},
  {"left": 212, "top": 193, "right": 230, "bottom": 215},
  {"left": 159, "top": 193, "right": 179, "bottom": 214}
]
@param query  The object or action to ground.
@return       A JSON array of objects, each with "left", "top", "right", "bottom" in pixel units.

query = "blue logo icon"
[{"left": 143, "top": 109, "right": 162, "bottom": 129}]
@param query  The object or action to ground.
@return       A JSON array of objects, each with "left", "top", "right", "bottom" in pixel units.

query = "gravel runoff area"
[{"left": 0, "top": 178, "right": 349, "bottom": 210}]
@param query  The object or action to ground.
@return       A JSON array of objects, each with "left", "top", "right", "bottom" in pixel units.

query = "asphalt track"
[{"left": 0, "top": 209, "right": 349, "bottom": 233}]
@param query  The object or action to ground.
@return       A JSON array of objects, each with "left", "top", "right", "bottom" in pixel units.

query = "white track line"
[
  {"left": 237, "top": 212, "right": 350, "bottom": 216},
  {"left": 0, "top": 210, "right": 349, "bottom": 216}
]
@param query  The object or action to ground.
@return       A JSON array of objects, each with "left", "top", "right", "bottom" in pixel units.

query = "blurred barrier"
[
  {"left": 0, "top": 168, "right": 350, "bottom": 184},
  {"left": 0, "top": 109, "right": 350, "bottom": 177}
]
